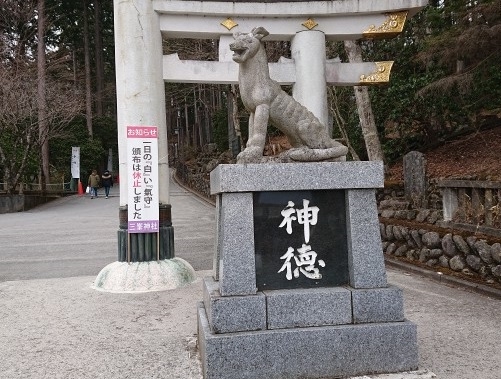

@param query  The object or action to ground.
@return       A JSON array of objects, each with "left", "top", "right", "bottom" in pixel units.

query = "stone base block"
[
  {"left": 203, "top": 277, "right": 266, "bottom": 333},
  {"left": 264, "top": 287, "right": 352, "bottom": 329},
  {"left": 351, "top": 286, "right": 404, "bottom": 324},
  {"left": 198, "top": 303, "right": 419, "bottom": 379}
]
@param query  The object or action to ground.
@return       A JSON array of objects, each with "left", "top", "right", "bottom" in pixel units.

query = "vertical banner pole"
[
  {"left": 157, "top": 232, "right": 160, "bottom": 261},
  {"left": 127, "top": 233, "right": 131, "bottom": 263}
]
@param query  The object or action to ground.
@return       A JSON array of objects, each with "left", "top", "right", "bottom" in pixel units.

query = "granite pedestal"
[{"left": 198, "top": 162, "right": 418, "bottom": 379}]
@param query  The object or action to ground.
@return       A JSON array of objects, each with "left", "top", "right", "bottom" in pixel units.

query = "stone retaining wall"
[
  {"left": 175, "top": 150, "right": 234, "bottom": 201},
  {"left": 0, "top": 194, "right": 57, "bottom": 214},
  {"left": 378, "top": 196, "right": 501, "bottom": 283},
  {"left": 175, "top": 163, "right": 212, "bottom": 199},
  {"left": 378, "top": 184, "right": 501, "bottom": 285},
  {"left": 377, "top": 180, "right": 443, "bottom": 211},
  {"left": 380, "top": 220, "right": 501, "bottom": 284}
]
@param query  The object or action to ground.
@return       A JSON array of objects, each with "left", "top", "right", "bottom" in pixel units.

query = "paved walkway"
[{"left": 0, "top": 174, "right": 500, "bottom": 379}]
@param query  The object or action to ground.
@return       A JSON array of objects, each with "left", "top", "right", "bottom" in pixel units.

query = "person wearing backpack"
[{"left": 87, "top": 170, "right": 100, "bottom": 199}]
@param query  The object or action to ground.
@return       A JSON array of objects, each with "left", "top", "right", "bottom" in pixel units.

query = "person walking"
[
  {"left": 101, "top": 170, "right": 113, "bottom": 199},
  {"left": 88, "top": 170, "right": 100, "bottom": 199}
]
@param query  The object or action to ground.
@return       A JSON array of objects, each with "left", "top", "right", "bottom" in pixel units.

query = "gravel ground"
[{"left": 1, "top": 173, "right": 500, "bottom": 379}]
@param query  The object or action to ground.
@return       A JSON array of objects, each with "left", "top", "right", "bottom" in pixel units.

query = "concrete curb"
[
  {"left": 385, "top": 257, "right": 501, "bottom": 300},
  {"left": 351, "top": 370, "right": 436, "bottom": 378}
]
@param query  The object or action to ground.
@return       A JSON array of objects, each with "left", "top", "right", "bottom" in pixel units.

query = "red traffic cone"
[{"left": 77, "top": 180, "right": 84, "bottom": 196}]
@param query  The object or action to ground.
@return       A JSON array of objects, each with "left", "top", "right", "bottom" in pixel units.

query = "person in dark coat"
[
  {"left": 88, "top": 170, "right": 100, "bottom": 199},
  {"left": 101, "top": 170, "right": 113, "bottom": 199}
]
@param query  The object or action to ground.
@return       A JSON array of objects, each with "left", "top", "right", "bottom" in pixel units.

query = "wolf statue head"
[{"left": 229, "top": 27, "right": 269, "bottom": 64}]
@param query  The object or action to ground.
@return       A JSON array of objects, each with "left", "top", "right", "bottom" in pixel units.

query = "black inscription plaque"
[{"left": 254, "top": 190, "right": 348, "bottom": 291}]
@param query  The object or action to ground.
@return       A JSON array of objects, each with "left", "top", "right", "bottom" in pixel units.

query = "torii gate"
[{"left": 99, "top": 0, "right": 427, "bottom": 292}]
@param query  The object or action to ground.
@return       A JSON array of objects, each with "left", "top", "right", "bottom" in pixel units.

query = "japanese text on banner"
[{"left": 126, "top": 126, "right": 159, "bottom": 234}]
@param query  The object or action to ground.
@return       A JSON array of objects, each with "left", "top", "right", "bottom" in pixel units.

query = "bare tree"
[
  {"left": 83, "top": 0, "right": 93, "bottom": 137},
  {"left": 230, "top": 84, "right": 244, "bottom": 151},
  {"left": 344, "top": 40, "right": 385, "bottom": 162},
  {"left": 37, "top": 0, "right": 49, "bottom": 189},
  {"left": 0, "top": 62, "right": 82, "bottom": 193},
  {"left": 93, "top": 0, "right": 104, "bottom": 117},
  {"left": 327, "top": 86, "right": 360, "bottom": 161}
]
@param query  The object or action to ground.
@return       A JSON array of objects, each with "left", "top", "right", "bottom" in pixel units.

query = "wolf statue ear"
[{"left": 251, "top": 26, "right": 269, "bottom": 40}]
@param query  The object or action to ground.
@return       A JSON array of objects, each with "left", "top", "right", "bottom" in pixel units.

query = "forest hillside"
[{"left": 387, "top": 124, "right": 501, "bottom": 181}]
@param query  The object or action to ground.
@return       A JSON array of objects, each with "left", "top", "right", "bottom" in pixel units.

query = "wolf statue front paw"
[{"left": 237, "top": 147, "right": 263, "bottom": 164}]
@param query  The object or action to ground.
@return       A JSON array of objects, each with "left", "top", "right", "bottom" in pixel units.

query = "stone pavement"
[{"left": 0, "top": 173, "right": 500, "bottom": 378}]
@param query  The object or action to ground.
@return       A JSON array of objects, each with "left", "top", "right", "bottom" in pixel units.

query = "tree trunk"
[
  {"left": 193, "top": 90, "right": 199, "bottom": 149},
  {"left": 37, "top": 0, "right": 50, "bottom": 189},
  {"left": 197, "top": 85, "right": 203, "bottom": 147},
  {"left": 327, "top": 86, "right": 360, "bottom": 161},
  {"left": 344, "top": 40, "right": 385, "bottom": 162},
  {"left": 226, "top": 87, "right": 237, "bottom": 154},
  {"left": 83, "top": 0, "right": 93, "bottom": 137},
  {"left": 230, "top": 84, "right": 244, "bottom": 151},
  {"left": 184, "top": 101, "right": 190, "bottom": 146},
  {"left": 93, "top": 0, "right": 104, "bottom": 116},
  {"left": 72, "top": 50, "right": 78, "bottom": 90}
]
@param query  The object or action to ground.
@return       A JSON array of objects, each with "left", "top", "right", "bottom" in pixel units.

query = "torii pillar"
[
  {"left": 291, "top": 30, "right": 329, "bottom": 126},
  {"left": 93, "top": 0, "right": 195, "bottom": 292}
]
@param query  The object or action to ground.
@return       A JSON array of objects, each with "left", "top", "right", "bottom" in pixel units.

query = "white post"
[
  {"left": 442, "top": 187, "right": 458, "bottom": 222},
  {"left": 107, "top": 148, "right": 113, "bottom": 172},
  {"left": 114, "top": 0, "right": 169, "bottom": 206},
  {"left": 291, "top": 30, "right": 328, "bottom": 127}
]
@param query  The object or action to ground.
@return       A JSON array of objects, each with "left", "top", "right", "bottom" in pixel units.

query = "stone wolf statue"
[{"left": 230, "top": 26, "right": 348, "bottom": 163}]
